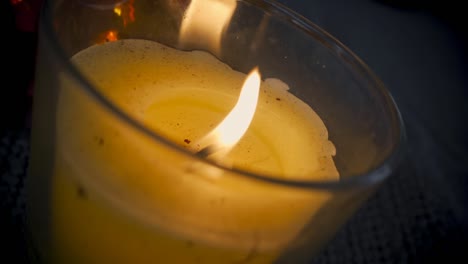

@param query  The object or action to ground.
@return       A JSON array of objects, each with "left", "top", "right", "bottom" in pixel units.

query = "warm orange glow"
[
  {"left": 179, "top": 0, "right": 237, "bottom": 55},
  {"left": 122, "top": 0, "right": 135, "bottom": 26},
  {"left": 113, "top": 5, "right": 122, "bottom": 16},
  {"left": 109, "top": 31, "right": 118, "bottom": 41},
  {"left": 198, "top": 68, "right": 261, "bottom": 155},
  {"left": 105, "top": 30, "right": 118, "bottom": 42},
  {"left": 96, "top": 30, "right": 119, "bottom": 44},
  {"left": 113, "top": 0, "right": 136, "bottom": 26}
]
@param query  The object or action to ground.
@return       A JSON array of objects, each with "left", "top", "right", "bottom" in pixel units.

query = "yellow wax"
[{"left": 46, "top": 39, "right": 339, "bottom": 263}]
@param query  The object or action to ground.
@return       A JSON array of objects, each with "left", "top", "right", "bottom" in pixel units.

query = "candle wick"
[
  {"left": 194, "top": 144, "right": 232, "bottom": 169},
  {"left": 195, "top": 145, "right": 217, "bottom": 158}
]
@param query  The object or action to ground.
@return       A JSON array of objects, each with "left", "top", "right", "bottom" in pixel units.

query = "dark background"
[{"left": 1, "top": 0, "right": 467, "bottom": 263}]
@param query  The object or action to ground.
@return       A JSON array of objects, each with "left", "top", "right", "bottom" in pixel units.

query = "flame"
[
  {"left": 122, "top": 0, "right": 135, "bottom": 26},
  {"left": 96, "top": 30, "right": 119, "bottom": 44},
  {"left": 113, "top": 0, "right": 135, "bottom": 26},
  {"left": 198, "top": 68, "right": 261, "bottom": 156},
  {"left": 106, "top": 30, "right": 118, "bottom": 41},
  {"left": 179, "top": 0, "right": 237, "bottom": 55},
  {"left": 113, "top": 5, "right": 122, "bottom": 16}
]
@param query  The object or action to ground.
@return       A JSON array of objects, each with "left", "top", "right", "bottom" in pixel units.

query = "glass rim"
[{"left": 40, "top": 0, "right": 406, "bottom": 190}]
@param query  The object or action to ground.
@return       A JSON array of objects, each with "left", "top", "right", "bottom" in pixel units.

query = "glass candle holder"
[{"left": 26, "top": 0, "right": 405, "bottom": 263}]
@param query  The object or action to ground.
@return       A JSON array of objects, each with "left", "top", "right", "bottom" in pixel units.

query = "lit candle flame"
[
  {"left": 212, "top": 68, "right": 261, "bottom": 148},
  {"left": 197, "top": 68, "right": 261, "bottom": 158},
  {"left": 179, "top": 0, "right": 237, "bottom": 55},
  {"left": 96, "top": 30, "right": 119, "bottom": 44},
  {"left": 112, "top": 0, "right": 136, "bottom": 26},
  {"left": 113, "top": 5, "right": 122, "bottom": 16}
]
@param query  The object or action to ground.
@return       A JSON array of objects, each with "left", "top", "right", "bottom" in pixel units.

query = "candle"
[
  {"left": 47, "top": 39, "right": 339, "bottom": 263},
  {"left": 27, "top": 0, "right": 406, "bottom": 263}
]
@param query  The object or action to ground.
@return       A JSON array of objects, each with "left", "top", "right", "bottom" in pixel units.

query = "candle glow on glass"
[{"left": 179, "top": 0, "right": 237, "bottom": 55}]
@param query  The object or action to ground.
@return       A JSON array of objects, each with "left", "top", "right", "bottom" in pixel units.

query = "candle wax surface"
[
  {"left": 71, "top": 39, "right": 338, "bottom": 179},
  {"left": 48, "top": 39, "right": 339, "bottom": 263}
]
